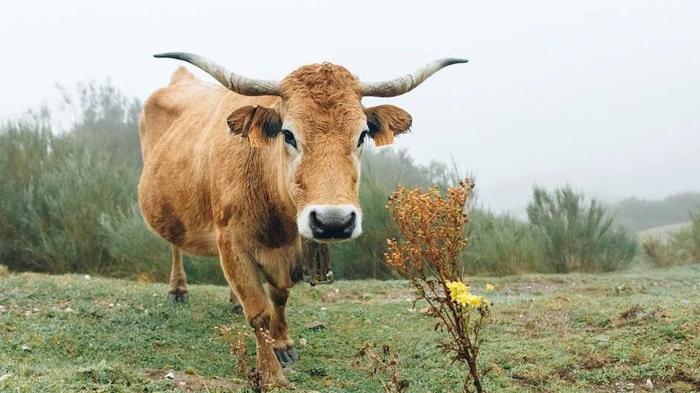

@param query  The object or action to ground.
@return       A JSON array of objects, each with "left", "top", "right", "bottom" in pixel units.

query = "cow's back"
[
  {"left": 137, "top": 67, "right": 282, "bottom": 256},
  {"left": 139, "top": 66, "right": 221, "bottom": 160},
  {"left": 137, "top": 67, "right": 231, "bottom": 256}
]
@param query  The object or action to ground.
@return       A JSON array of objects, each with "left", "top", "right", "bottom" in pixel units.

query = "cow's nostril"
[
  {"left": 309, "top": 211, "right": 322, "bottom": 227},
  {"left": 345, "top": 212, "right": 356, "bottom": 226}
]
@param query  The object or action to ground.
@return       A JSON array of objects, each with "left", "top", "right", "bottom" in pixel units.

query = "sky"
[{"left": 1, "top": 0, "right": 698, "bottom": 214}]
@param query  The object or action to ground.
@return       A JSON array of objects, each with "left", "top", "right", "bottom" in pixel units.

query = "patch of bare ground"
[
  {"left": 143, "top": 369, "right": 243, "bottom": 392},
  {"left": 318, "top": 285, "right": 416, "bottom": 305}
]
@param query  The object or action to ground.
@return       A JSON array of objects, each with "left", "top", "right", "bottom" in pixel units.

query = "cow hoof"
[
  {"left": 167, "top": 290, "right": 188, "bottom": 303},
  {"left": 261, "top": 370, "right": 288, "bottom": 387},
  {"left": 230, "top": 303, "right": 243, "bottom": 314},
  {"left": 274, "top": 346, "right": 299, "bottom": 367}
]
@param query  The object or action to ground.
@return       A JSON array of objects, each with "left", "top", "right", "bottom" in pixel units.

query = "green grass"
[{"left": 1, "top": 266, "right": 699, "bottom": 392}]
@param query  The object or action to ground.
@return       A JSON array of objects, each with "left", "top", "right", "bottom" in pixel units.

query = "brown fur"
[{"left": 138, "top": 63, "right": 412, "bottom": 385}]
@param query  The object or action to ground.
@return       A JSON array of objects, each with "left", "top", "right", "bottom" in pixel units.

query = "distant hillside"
[
  {"left": 637, "top": 221, "right": 692, "bottom": 241},
  {"left": 611, "top": 192, "right": 700, "bottom": 231}
]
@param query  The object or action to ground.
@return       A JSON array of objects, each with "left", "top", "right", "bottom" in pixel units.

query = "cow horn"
[
  {"left": 360, "top": 58, "right": 468, "bottom": 97},
  {"left": 154, "top": 52, "right": 281, "bottom": 96}
]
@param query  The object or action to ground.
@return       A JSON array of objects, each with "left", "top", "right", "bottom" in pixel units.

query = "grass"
[{"left": 1, "top": 266, "right": 699, "bottom": 392}]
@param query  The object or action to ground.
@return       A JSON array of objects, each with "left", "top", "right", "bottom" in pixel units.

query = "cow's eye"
[
  {"left": 282, "top": 130, "right": 297, "bottom": 149},
  {"left": 357, "top": 131, "right": 368, "bottom": 148}
]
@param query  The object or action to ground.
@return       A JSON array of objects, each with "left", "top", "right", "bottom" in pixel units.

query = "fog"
[{"left": 1, "top": 0, "right": 698, "bottom": 213}]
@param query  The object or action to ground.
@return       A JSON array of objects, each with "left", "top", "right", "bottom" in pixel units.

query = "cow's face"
[{"left": 227, "top": 63, "right": 411, "bottom": 241}]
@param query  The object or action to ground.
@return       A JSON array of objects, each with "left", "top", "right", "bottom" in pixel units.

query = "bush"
[
  {"left": 0, "top": 84, "right": 140, "bottom": 274},
  {"left": 464, "top": 211, "right": 545, "bottom": 275},
  {"left": 526, "top": 186, "right": 637, "bottom": 272},
  {"left": 384, "top": 180, "right": 490, "bottom": 392},
  {"left": 678, "top": 213, "right": 700, "bottom": 261},
  {"left": 642, "top": 212, "right": 700, "bottom": 266}
]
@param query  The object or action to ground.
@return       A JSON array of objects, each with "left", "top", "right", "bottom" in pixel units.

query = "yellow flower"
[
  {"left": 453, "top": 291, "right": 469, "bottom": 307},
  {"left": 466, "top": 294, "right": 484, "bottom": 307},
  {"left": 446, "top": 281, "right": 469, "bottom": 300},
  {"left": 453, "top": 291, "right": 487, "bottom": 309},
  {"left": 485, "top": 283, "right": 495, "bottom": 292}
]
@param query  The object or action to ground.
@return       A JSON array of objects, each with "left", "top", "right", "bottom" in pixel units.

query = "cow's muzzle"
[{"left": 297, "top": 204, "right": 362, "bottom": 241}]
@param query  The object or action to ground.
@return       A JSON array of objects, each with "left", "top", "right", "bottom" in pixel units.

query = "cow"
[{"left": 138, "top": 52, "right": 467, "bottom": 386}]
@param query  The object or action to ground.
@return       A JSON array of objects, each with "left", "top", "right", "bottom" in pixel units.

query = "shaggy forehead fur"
[{"left": 280, "top": 63, "right": 365, "bottom": 138}]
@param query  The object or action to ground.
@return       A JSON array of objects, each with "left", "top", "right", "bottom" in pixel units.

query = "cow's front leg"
[
  {"left": 268, "top": 286, "right": 298, "bottom": 366},
  {"left": 217, "top": 234, "right": 287, "bottom": 386}
]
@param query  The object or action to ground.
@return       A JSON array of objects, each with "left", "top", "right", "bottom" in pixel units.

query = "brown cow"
[{"left": 138, "top": 53, "right": 467, "bottom": 385}]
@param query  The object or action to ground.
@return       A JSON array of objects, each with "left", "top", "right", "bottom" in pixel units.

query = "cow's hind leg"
[
  {"left": 268, "top": 286, "right": 298, "bottom": 367},
  {"left": 167, "top": 245, "right": 188, "bottom": 303}
]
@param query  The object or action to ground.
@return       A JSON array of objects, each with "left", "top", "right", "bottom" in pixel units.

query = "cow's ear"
[
  {"left": 364, "top": 105, "right": 412, "bottom": 146},
  {"left": 227, "top": 105, "right": 282, "bottom": 148}
]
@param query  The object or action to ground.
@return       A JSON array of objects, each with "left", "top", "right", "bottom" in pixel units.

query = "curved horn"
[
  {"left": 360, "top": 58, "right": 468, "bottom": 97},
  {"left": 154, "top": 52, "right": 281, "bottom": 96}
]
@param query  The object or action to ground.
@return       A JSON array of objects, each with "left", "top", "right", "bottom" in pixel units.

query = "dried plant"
[
  {"left": 384, "top": 179, "right": 490, "bottom": 393},
  {"left": 355, "top": 343, "right": 409, "bottom": 393},
  {"left": 217, "top": 325, "right": 263, "bottom": 393}
]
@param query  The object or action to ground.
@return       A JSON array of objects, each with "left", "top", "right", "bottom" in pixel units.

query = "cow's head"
[{"left": 154, "top": 53, "right": 467, "bottom": 241}]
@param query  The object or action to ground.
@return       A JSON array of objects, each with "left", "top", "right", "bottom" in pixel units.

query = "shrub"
[
  {"left": 0, "top": 84, "right": 140, "bottom": 274},
  {"left": 643, "top": 212, "right": 700, "bottom": 266},
  {"left": 641, "top": 236, "right": 674, "bottom": 267},
  {"left": 527, "top": 186, "right": 637, "bottom": 272},
  {"left": 384, "top": 180, "right": 490, "bottom": 393},
  {"left": 464, "top": 211, "right": 545, "bottom": 275},
  {"left": 678, "top": 212, "right": 700, "bottom": 261}
]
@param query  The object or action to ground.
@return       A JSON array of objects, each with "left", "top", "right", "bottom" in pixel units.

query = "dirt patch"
[
  {"left": 143, "top": 369, "right": 242, "bottom": 392},
  {"left": 612, "top": 305, "right": 669, "bottom": 327},
  {"left": 580, "top": 351, "right": 614, "bottom": 370},
  {"left": 318, "top": 286, "right": 415, "bottom": 304}
]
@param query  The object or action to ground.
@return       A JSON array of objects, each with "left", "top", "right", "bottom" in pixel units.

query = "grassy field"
[{"left": 1, "top": 266, "right": 699, "bottom": 393}]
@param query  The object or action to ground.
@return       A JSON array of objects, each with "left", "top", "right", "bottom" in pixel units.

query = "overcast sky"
[{"left": 1, "top": 0, "right": 698, "bottom": 213}]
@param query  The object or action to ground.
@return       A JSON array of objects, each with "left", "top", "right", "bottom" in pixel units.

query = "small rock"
[
  {"left": 64, "top": 307, "right": 74, "bottom": 313},
  {"left": 0, "top": 373, "right": 12, "bottom": 382},
  {"left": 108, "top": 303, "right": 115, "bottom": 308},
  {"left": 21, "top": 344, "right": 31, "bottom": 352},
  {"left": 299, "top": 338, "right": 308, "bottom": 347},
  {"left": 305, "top": 321, "right": 325, "bottom": 330},
  {"left": 644, "top": 379, "right": 653, "bottom": 390},
  {"left": 320, "top": 307, "right": 327, "bottom": 311},
  {"left": 84, "top": 274, "right": 91, "bottom": 280},
  {"left": 165, "top": 371, "right": 175, "bottom": 380},
  {"left": 178, "top": 381, "right": 186, "bottom": 386},
  {"left": 334, "top": 288, "right": 339, "bottom": 293}
]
